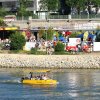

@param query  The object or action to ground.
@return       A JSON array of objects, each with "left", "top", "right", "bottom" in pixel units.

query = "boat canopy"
[{"left": 24, "top": 69, "right": 51, "bottom": 73}]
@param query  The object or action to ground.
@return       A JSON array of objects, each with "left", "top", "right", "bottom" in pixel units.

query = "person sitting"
[{"left": 42, "top": 75, "right": 49, "bottom": 80}]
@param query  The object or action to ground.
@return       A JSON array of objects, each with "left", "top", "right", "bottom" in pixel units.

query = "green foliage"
[
  {"left": 17, "top": 0, "right": 30, "bottom": 16},
  {"left": 39, "top": 0, "right": 100, "bottom": 15},
  {"left": 65, "top": 0, "right": 100, "bottom": 14},
  {"left": 42, "top": 27, "right": 54, "bottom": 40},
  {"left": 38, "top": 28, "right": 45, "bottom": 38},
  {"left": 39, "top": 0, "right": 59, "bottom": 11},
  {"left": 54, "top": 42, "right": 65, "bottom": 52},
  {"left": 0, "top": 18, "right": 7, "bottom": 26},
  {"left": 54, "top": 51, "right": 72, "bottom": 55},
  {"left": 0, "top": 7, "right": 7, "bottom": 17},
  {"left": 18, "top": 6, "right": 26, "bottom": 16},
  {"left": 10, "top": 32, "right": 26, "bottom": 50},
  {"left": 30, "top": 48, "right": 37, "bottom": 54},
  {"left": 69, "top": 32, "right": 79, "bottom": 38},
  {"left": 66, "top": 0, "right": 85, "bottom": 10}
]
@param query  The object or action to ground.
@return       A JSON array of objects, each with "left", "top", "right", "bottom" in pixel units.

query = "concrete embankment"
[{"left": 0, "top": 54, "right": 100, "bottom": 69}]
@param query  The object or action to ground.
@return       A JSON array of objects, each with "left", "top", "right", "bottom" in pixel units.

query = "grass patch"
[
  {"left": 54, "top": 51, "right": 72, "bottom": 55},
  {"left": 8, "top": 50, "right": 30, "bottom": 54},
  {"left": 0, "top": 49, "right": 80, "bottom": 55}
]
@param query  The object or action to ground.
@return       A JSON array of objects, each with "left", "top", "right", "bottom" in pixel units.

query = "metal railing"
[{"left": 15, "top": 14, "right": 100, "bottom": 20}]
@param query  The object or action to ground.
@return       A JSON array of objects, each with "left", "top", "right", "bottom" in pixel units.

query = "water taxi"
[
  {"left": 21, "top": 69, "right": 58, "bottom": 85},
  {"left": 22, "top": 79, "right": 57, "bottom": 85}
]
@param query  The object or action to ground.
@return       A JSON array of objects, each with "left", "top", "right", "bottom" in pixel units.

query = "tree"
[
  {"left": 39, "top": 0, "right": 59, "bottom": 11},
  {"left": 42, "top": 27, "right": 54, "bottom": 40},
  {"left": 65, "top": 0, "right": 100, "bottom": 15},
  {"left": 65, "top": 0, "right": 85, "bottom": 15},
  {"left": 38, "top": 28, "right": 45, "bottom": 38},
  {"left": 78, "top": 0, "right": 100, "bottom": 15},
  {"left": 89, "top": 0, "right": 100, "bottom": 14},
  {"left": 39, "top": 0, "right": 100, "bottom": 15},
  {"left": 0, "top": 18, "right": 7, "bottom": 26},
  {"left": 17, "top": 0, "right": 30, "bottom": 17},
  {"left": 0, "top": 7, "right": 7, "bottom": 17},
  {"left": 59, "top": 0, "right": 71, "bottom": 15},
  {"left": 10, "top": 32, "right": 26, "bottom": 50}
]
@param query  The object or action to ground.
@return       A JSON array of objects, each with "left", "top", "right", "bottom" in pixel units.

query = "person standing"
[{"left": 29, "top": 72, "right": 33, "bottom": 80}]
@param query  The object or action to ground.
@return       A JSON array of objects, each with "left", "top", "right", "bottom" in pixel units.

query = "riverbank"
[{"left": 0, "top": 53, "right": 100, "bottom": 69}]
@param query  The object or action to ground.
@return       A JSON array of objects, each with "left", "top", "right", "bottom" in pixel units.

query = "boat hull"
[{"left": 22, "top": 79, "right": 57, "bottom": 85}]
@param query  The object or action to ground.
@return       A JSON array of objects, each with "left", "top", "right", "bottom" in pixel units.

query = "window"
[
  {"left": 27, "top": 1, "right": 34, "bottom": 7},
  {"left": 3, "top": 1, "right": 17, "bottom": 8},
  {"left": 0, "top": 2, "right": 2, "bottom": 7}
]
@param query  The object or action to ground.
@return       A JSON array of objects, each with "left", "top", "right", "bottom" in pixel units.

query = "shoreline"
[{"left": 0, "top": 53, "right": 100, "bottom": 69}]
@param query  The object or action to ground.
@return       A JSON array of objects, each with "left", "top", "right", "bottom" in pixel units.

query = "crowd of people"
[
  {"left": 22, "top": 29, "right": 95, "bottom": 54},
  {"left": 0, "top": 29, "right": 97, "bottom": 54},
  {"left": 0, "top": 38, "right": 10, "bottom": 50},
  {"left": 22, "top": 30, "right": 72, "bottom": 54}
]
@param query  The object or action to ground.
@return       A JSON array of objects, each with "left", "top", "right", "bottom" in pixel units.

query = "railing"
[
  {"left": 49, "top": 15, "right": 68, "bottom": 19},
  {"left": 16, "top": 14, "right": 100, "bottom": 20}
]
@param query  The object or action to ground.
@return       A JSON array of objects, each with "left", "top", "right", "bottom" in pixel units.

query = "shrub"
[
  {"left": 30, "top": 48, "right": 37, "bottom": 54},
  {"left": 54, "top": 42, "right": 65, "bottom": 52},
  {"left": 10, "top": 32, "right": 26, "bottom": 50},
  {"left": 0, "top": 17, "right": 7, "bottom": 26},
  {"left": 69, "top": 32, "right": 79, "bottom": 38}
]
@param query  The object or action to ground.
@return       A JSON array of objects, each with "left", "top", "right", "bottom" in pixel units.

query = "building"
[{"left": 0, "top": 0, "right": 40, "bottom": 14}]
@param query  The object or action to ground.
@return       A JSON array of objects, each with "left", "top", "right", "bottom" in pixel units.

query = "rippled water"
[{"left": 0, "top": 68, "right": 100, "bottom": 100}]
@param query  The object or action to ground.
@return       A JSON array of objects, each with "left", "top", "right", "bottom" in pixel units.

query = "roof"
[{"left": 24, "top": 69, "right": 51, "bottom": 73}]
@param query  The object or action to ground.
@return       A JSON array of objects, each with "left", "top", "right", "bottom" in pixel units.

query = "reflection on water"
[
  {"left": 0, "top": 68, "right": 100, "bottom": 100},
  {"left": 25, "top": 84, "right": 57, "bottom": 89}
]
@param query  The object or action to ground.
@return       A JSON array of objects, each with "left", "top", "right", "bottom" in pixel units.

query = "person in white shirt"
[{"left": 42, "top": 75, "right": 49, "bottom": 80}]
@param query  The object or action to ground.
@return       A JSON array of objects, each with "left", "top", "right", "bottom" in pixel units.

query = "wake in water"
[{"left": 0, "top": 79, "right": 21, "bottom": 84}]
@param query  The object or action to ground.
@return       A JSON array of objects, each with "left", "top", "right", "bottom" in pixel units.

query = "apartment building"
[{"left": 0, "top": 0, "right": 40, "bottom": 13}]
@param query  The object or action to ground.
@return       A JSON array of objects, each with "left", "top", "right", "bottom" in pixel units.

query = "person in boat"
[
  {"left": 29, "top": 72, "right": 33, "bottom": 80},
  {"left": 21, "top": 77, "right": 24, "bottom": 82},
  {"left": 42, "top": 74, "right": 49, "bottom": 80}
]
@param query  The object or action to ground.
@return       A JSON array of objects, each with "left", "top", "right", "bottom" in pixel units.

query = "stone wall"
[{"left": 0, "top": 54, "right": 100, "bottom": 69}]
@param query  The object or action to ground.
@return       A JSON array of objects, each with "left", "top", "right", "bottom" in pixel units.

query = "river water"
[{"left": 0, "top": 68, "right": 100, "bottom": 100}]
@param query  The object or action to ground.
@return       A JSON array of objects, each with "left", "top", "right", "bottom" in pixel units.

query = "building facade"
[{"left": 0, "top": 0, "right": 40, "bottom": 14}]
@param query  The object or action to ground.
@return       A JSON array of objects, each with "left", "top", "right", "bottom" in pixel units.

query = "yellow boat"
[
  {"left": 22, "top": 79, "right": 58, "bottom": 85},
  {"left": 21, "top": 69, "right": 58, "bottom": 85}
]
